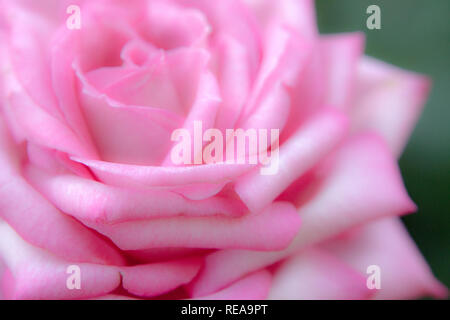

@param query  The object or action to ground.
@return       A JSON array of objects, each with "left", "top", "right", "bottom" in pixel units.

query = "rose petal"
[
  {"left": 0, "top": 38, "right": 95, "bottom": 158},
  {"left": 188, "top": 133, "right": 416, "bottom": 296},
  {"left": 121, "top": 258, "right": 202, "bottom": 298},
  {"left": 351, "top": 57, "right": 431, "bottom": 157},
  {"left": 235, "top": 107, "right": 349, "bottom": 212},
  {"left": 243, "top": 0, "right": 318, "bottom": 39},
  {"left": 322, "top": 218, "right": 448, "bottom": 300},
  {"left": 92, "top": 294, "right": 137, "bottom": 300},
  {"left": 190, "top": 270, "right": 272, "bottom": 300},
  {"left": 144, "top": 0, "right": 210, "bottom": 49},
  {"left": 50, "top": 28, "right": 100, "bottom": 156},
  {"left": 212, "top": 35, "right": 251, "bottom": 130},
  {"left": 0, "top": 220, "right": 204, "bottom": 299},
  {"left": 25, "top": 164, "right": 247, "bottom": 223},
  {"left": 125, "top": 248, "right": 210, "bottom": 264},
  {"left": 77, "top": 88, "right": 182, "bottom": 166},
  {"left": 320, "top": 32, "right": 365, "bottom": 111},
  {"left": 72, "top": 157, "right": 253, "bottom": 198},
  {"left": 161, "top": 71, "right": 222, "bottom": 166},
  {"left": 2, "top": 0, "right": 84, "bottom": 25},
  {"left": 0, "top": 118, "right": 124, "bottom": 265},
  {"left": 238, "top": 24, "right": 312, "bottom": 133},
  {"left": 268, "top": 249, "right": 372, "bottom": 299},
  {"left": 1, "top": 2, "right": 62, "bottom": 118},
  {"left": 177, "top": 0, "right": 261, "bottom": 77},
  {"left": 101, "top": 48, "right": 209, "bottom": 114},
  {"left": 0, "top": 221, "right": 121, "bottom": 300},
  {"left": 83, "top": 202, "right": 301, "bottom": 251}
]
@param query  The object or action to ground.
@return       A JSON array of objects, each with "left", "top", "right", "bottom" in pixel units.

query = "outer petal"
[
  {"left": 0, "top": 1, "right": 98, "bottom": 158},
  {"left": 320, "top": 33, "right": 365, "bottom": 111},
  {"left": 351, "top": 57, "right": 431, "bottom": 157},
  {"left": 0, "top": 0, "right": 69, "bottom": 118},
  {"left": 187, "top": 133, "right": 416, "bottom": 296},
  {"left": 322, "top": 218, "right": 448, "bottom": 300},
  {"left": 72, "top": 157, "right": 253, "bottom": 200},
  {"left": 190, "top": 270, "right": 272, "bottom": 300},
  {"left": 25, "top": 164, "right": 247, "bottom": 223},
  {"left": 0, "top": 117, "right": 124, "bottom": 265},
  {"left": 120, "top": 258, "right": 202, "bottom": 298},
  {"left": 1, "top": 55, "right": 94, "bottom": 158},
  {"left": 287, "top": 133, "right": 416, "bottom": 248},
  {"left": 0, "top": 220, "right": 121, "bottom": 300},
  {"left": 268, "top": 249, "right": 372, "bottom": 300},
  {"left": 1, "top": 0, "right": 85, "bottom": 25},
  {"left": 243, "top": 0, "right": 318, "bottom": 39},
  {"left": 0, "top": 220, "right": 204, "bottom": 299},
  {"left": 83, "top": 202, "right": 301, "bottom": 251}
]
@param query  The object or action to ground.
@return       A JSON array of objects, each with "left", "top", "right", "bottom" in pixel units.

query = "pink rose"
[{"left": 0, "top": 0, "right": 446, "bottom": 300}]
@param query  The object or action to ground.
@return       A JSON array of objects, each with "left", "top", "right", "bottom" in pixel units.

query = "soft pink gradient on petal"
[
  {"left": 351, "top": 57, "right": 431, "bottom": 157},
  {"left": 144, "top": 0, "right": 210, "bottom": 50},
  {"left": 268, "top": 249, "right": 372, "bottom": 300},
  {"left": 83, "top": 202, "right": 301, "bottom": 251},
  {"left": 25, "top": 164, "right": 247, "bottom": 223},
  {"left": 120, "top": 257, "right": 202, "bottom": 298},
  {"left": 212, "top": 35, "right": 250, "bottom": 131},
  {"left": 322, "top": 218, "right": 448, "bottom": 300},
  {"left": 235, "top": 107, "right": 349, "bottom": 212},
  {"left": 320, "top": 33, "right": 365, "bottom": 111},
  {"left": 188, "top": 133, "right": 416, "bottom": 296},
  {"left": 243, "top": 0, "right": 318, "bottom": 39},
  {"left": 0, "top": 119, "right": 124, "bottom": 266},
  {"left": 72, "top": 157, "right": 253, "bottom": 196},
  {"left": 0, "top": 0, "right": 442, "bottom": 301},
  {"left": 190, "top": 270, "right": 272, "bottom": 300},
  {"left": 177, "top": 0, "right": 262, "bottom": 77},
  {"left": 0, "top": 219, "right": 205, "bottom": 299},
  {"left": 0, "top": 221, "right": 121, "bottom": 300}
]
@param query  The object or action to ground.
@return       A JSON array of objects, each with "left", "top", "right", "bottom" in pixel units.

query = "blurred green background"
[{"left": 316, "top": 0, "right": 450, "bottom": 289}]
